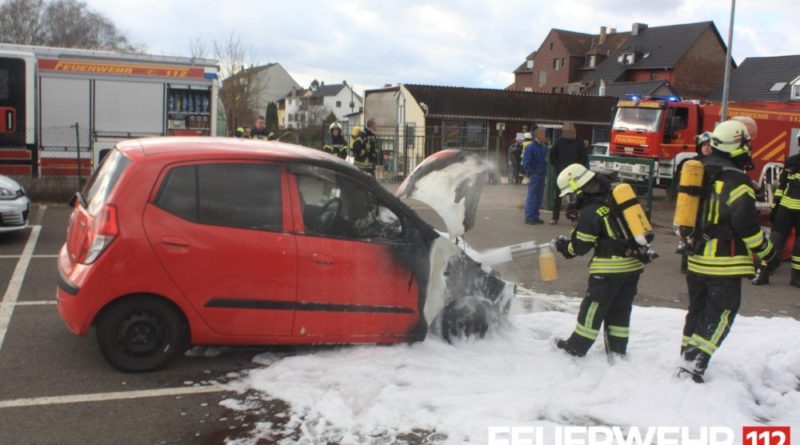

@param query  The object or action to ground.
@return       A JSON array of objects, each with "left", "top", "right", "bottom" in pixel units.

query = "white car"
[{"left": 0, "top": 175, "right": 30, "bottom": 233}]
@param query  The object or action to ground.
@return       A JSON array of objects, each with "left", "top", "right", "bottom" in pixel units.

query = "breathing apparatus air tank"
[
  {"left": 673, "top": 160, "right": 704, "bottom": 237},
  {"left": 611, "top": 183, "right": 654, "bottom": 247}
]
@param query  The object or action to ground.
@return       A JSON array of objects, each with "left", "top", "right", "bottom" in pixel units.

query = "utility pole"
[{"left": 720, "top": 0, "right": 736, "bottom": 122}]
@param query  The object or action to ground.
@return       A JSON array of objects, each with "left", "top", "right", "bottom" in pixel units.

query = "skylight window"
[{"left": 770, "top": 82, "right": 787, "bottom": 92}]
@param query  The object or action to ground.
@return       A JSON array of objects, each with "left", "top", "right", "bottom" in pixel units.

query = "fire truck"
[
  {"left": 0, "top": 44, "right": 219, "bottom": 176},
  {"left": 604, "top": 96, "right": 800, "bottom": 190}
]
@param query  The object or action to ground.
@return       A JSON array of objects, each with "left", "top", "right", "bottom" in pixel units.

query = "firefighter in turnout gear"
[
  {"left": 552, "top": 163, "right": 647, "bottom": 358},
  {"left": 351, "top": 118, "right": 381, "bottom": 175},
  {"left": 678, "top": 120, "right": 779, "bottom": 383},
  {"left": 754, "top": 133, "right": 800, "bottom": 287},
  {"left": 323, "top": 122, "right": 348, "bottom": 160}
]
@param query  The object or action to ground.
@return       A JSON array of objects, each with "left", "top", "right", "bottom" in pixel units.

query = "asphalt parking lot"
[{"left": 1, "top": 189, "right": 797, "bottom": 445}]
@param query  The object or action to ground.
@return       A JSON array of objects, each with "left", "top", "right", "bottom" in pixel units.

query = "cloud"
[{"left": 83, "top": 0, "right": 798, "bottom": 93}]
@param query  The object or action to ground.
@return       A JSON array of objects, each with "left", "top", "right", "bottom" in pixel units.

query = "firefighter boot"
[
  {"left": 791, "top": 270, "right": 800, "bottom": 289},
  {"left": 551, "top": 337, "right": 585, "bottom": 357},
  {"left": 677, "top": 346, "right": 710, "bottom": 384},
  {"left": 751, "top": 265, "right": 769, "bottom": 285}
]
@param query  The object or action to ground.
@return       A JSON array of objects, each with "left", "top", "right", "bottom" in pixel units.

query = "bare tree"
[
  {"left": 0, "top": 0, "right": 137, "bottom": 52},
  {"left": 215, "top": 33, "right": 266, "bottom": 133},
  {"left": 187, "top": 37, "right": 208, "bottom": 59},
  {"left": 0, "top": 0, "right": 45, "bottom": 45}
]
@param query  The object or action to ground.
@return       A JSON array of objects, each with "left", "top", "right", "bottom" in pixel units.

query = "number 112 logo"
[{"left": 743, "top": 427, "right": 791, "bottom": 445}]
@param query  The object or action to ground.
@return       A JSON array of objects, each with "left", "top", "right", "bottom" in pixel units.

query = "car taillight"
[{"left": 83, "top": 205, "right": 119, "bottom": 264}]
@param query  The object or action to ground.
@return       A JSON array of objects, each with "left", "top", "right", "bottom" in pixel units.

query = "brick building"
[{"left": 510, "top": 21, "right": 731, "bottom": 100}]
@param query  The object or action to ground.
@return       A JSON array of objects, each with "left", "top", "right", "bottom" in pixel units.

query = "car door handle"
[
  {"left": 310, "top": 253, "right": 334, "bottom": 266},
  {"left": 161, "top": 236, "right": 190, "bottom": 248}
]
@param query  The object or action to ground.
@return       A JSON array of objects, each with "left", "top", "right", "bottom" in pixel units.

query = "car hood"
[
  {"left": 0, "top": 175, "right": 22, "bottom": 192},
  {"left": 396, "top": 149, "right": 492, "bottom": 239}
]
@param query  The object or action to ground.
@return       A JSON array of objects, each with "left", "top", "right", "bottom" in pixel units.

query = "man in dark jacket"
[
  {"left": 523, "top": 129, "right": 547, "bottom": 224},
  {"left": 549, "top": 121, "right": 587, "bottom": 224},
  {"left": 507, "top": 137, "right": 523, "bottom": 184}
]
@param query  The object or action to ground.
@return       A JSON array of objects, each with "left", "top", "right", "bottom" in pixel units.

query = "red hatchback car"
[{"left": 57, "top": 138, "right": 510, "bottom": 372}]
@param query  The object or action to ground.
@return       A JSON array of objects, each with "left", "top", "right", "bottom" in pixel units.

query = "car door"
[
  {"left": 143, "top": 161, "right": 297, "bottom": 337},
  {"left": 288, "top": 165, "right": 420, "bottom": 339}
]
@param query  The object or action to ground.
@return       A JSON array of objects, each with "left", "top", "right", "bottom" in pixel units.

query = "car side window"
[
  {"left": 156, "top": 163, "right": 282, "bottom": 231},
  {"left": 292, "top": 165, "right": 403, "bottom": 242}
]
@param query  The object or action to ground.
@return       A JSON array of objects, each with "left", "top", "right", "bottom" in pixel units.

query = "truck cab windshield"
[{"left": 613, "top": 107, "right": 663, "bottom": 132}]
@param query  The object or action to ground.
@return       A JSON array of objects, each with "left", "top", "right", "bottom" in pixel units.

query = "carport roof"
[{"left": 402, "top": 84, "right": 616, "bottom": 125}]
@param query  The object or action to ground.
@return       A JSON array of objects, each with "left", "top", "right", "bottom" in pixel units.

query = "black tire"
[{"left": 96, "top": 296, "right": 188, "bottom": 373}]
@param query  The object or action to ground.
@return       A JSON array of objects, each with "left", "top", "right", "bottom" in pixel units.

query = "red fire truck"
[
  {"left": 604, "top": 96, "right": 800, "bottom": 190},
  {"left": 0, "top": 44, "right": 219, "bottom": 176}
]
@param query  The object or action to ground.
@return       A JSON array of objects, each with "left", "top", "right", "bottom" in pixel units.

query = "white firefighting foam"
[{"left": 222, "top": 291, "right": 800, "bottom": 444}]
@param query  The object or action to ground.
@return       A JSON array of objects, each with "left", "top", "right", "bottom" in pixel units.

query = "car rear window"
[
  {"left": 82, "top": 148, "right": 131, "bottom": 214},
  {"left": 156, "top": 163, "right": 283, "bottom": 231}
]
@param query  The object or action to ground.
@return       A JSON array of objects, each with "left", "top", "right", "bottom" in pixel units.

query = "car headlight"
[{"left": 0, "top": 187, "right": 19, "bottom": 200}]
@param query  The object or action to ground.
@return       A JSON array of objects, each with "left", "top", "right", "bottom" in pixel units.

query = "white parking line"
[
  {"left": 0, "top": 225, "right": 42, "bottom": 351},
  {"left": 0, "top": 385, "right": 225, "bottom": 409},
  {"left": 0, "top": 255, "right": 58, "bottom": 259},
  {"left": 11, "top": 301, "right": 56, "bottom": 306}
]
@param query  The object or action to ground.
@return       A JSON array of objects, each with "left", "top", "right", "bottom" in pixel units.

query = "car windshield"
[{"left": 613, "top": 107, "right": 663, "bottom": 132}]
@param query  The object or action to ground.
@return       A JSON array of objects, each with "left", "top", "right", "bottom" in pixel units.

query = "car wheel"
[{"left": 96, "top": 296, "right": 188, "bottom": 373}]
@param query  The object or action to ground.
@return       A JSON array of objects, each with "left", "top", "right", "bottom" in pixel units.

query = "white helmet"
[
  {"left": 557, "top": 163, "right": 595, "bottom": 197},
  {"left": 710, "top": 120, "right": 750, "bottom": 157},
  {"left": 329, "top": 122, "right": 343, "bottom": 133},
  {"left": 524, "top": 132, "right": 532, "bottom": 140}
]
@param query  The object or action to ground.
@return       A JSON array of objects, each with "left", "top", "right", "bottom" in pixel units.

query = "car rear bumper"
[{"left": 56, "top": 246, "right": 90, "bottom": 335}]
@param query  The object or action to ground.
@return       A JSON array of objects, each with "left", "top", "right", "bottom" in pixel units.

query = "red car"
[{"left": 57, "top": 138, "right": 511, "bottom": 372}]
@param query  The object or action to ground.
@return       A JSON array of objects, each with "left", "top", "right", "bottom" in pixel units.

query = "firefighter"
[
  {"left": 754, "top": 132, "right": 800, "bottom": 287},
  {"left": 552, "top": 163, "right": 646, "bottom": 358},
  {"left": 678, "top": 120, "right": 779, "bottom": 383},
  {"left": 352, "top": 118, "right": 381, "bottom": 175},
  {"left": 323, "top": 122, "right": 348, "bottom": 160}
]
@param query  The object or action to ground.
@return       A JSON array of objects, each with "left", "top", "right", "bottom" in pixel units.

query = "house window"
[
  {"left": 792, "top": 83, "right": 800, "bottom": 100},
  {"left": 553, "top": 58, "right": 561, "bottom": 70},
  {"left": 549, "top": 42, "right": 554, "bottom": 50},
  {"left": 622, "top": 53, "right": 635, "bottom": 65},
  {"left": 442, "top": 121, "right": 488, "bottom": 150},
  {"left": 587, "top": 55, "right": 596, "bottom": 68},
  {"left": 524, "top": 87, "right": 533, "bottom": 92},
  {"left": 527, "top": 60, "right": 534, "bottom": 69},
  {"left": 538, "top": 70, "right": 547, "bottom": 87},
  {"left": 336, "top": 100, "right": 342, "bottom": 108},
  {"left": 552, "top": 87, "right": 558, "bottom": 93}
]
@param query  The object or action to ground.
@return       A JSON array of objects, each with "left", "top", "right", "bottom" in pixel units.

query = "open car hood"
[{"left": 396, "top": 149, "right": 492, "bottom": 238}]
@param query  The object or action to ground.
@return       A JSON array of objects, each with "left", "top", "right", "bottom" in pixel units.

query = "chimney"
[
  {"left": 599, "top": 26, "right": 607, "bottom": 45},
  {"left": 609, "top": 27, "right": 617, "bottom": 34},
  {"left": 599, "top": 79, "right": 607, "bottom": 96},
  {"left": 632, "top": 23, "right": 648, "bottom": 36}
]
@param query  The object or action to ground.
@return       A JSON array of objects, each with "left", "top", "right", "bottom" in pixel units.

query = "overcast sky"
[{"left": 85, "top": 0, "right": 797, "bottom": 94}]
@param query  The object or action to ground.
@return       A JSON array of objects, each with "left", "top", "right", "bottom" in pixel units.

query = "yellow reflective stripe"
[
  {"left": 742, "top": 231, "right": 764, "bottom": 250},
  {"left": 792, "top": 256, "right": 800, "bottom": 270},
  {"left": 603, "top": 217, "right": 615, "bottom": 238},
  {"left": 755, "top": 239, "right": 774, "bottom": 260},
  {"left": 575, "top": 231, "right": 597, "bottom": 243},
  {"left": 681, "top": 336, "right": 692, "bottom": 348},
  {"left": 584, "top": 302, "right": 599, "bottom": 331},
  {"left": 607, "top": 325, "right": 629, "bottom": 338},
  {"left": 688, "top": 255, "right": 753, "bottom": 266},
  {"left": 710, "top": 310, "right": 731, "bottom": 345},
  {"left": 775, "top": 189, "right": 784, "bottom": 197},
  {"left": 575, "top": 323, "right": 599, "bottom": 340},
  {"left": 687, "top": 263, "right": 754, "bottom": 276},
  {"left": 567, "top": 243, "right": 576, "bottom": 256},
  {"left": 703, "top": 239, "right": 718, "bottom": 257},
  {"left": 788, "top": 173, "right": 800, "bottom": 180},
  {"left": 779, "top": 196, "right": 800, "bottom": 210},
  {"left": 689, "top": 334, "right": 717, "bottom": 356},
  {"left": 589, "top": 262, "right": 644, "bottom": 274},
  {"left": 726, "top": 184, "right": 754, "bottom": 205}
]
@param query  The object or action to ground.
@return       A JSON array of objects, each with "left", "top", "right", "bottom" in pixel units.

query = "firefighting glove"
[
  {"left": 769, "top": 201, "right": 780, "bottom": 224},
  {"left": 554, "top": 236, "right": 575, "bottom": 259}
]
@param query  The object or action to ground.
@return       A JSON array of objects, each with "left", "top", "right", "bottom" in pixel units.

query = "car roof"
[{"left": 116, "top": 137, "right": 352, "bottom": 166}]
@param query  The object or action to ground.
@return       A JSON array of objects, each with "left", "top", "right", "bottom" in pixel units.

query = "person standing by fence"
[
  {"left": 507, "top": 136, "right": 523, "bottom": 184},
  {"left": 523, "top": 128, "right": 548, "bottom": 224},
  {"left": 548, "top": 121, "right": 587, "bottom": 225}
]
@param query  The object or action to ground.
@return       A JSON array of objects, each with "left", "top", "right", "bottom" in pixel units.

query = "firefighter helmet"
[
  {"left": 710, "top": 120, "right": 751, "bottom": 157},
  {"left": 524, "top": 132, "right": 532, "bottom": 140},
  {"left": 329, "top": 122, "right": 343, "bottom": 133},
  {"left": 695, "top": 131, "right": 712, "bottom": 146},
  {"left": 557, "top": 163, "right": 596, "bottom": 197}
]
